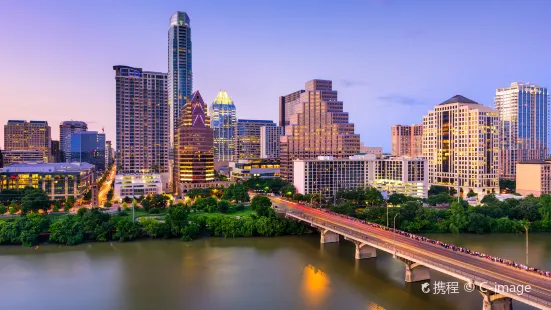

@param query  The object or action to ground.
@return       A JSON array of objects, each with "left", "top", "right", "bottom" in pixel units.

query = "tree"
[
  {"left": 364, "top": 187, "right": 384, "bottom": 206},
  {"left": 282, "top": 184, "right": 296, "bottom": 198},
  {"left": 49, "top": 215, "right": 85, "bottom": 245},
  {"left": 448, "top": 201, "right": 467, "bottom": 232},
  {"left": 467, "top": 190, "right": 477, "bottom": 198},
  {"left": 480, "top": 194, "right": 499, "bottom": 206},
  {"left": 217, "top": 200, "right": 231, "bottom": 213},
  {"left": 104, "top": 201, "right": 112, "bottom": 209},
  {"left": 428, "top": 185, "right": 449, "bottom": 196},
  {"left": 538, "top": 194, "right": 551, "bottom": 223},
  {"left": 387, "top": 193, "right": 409, "bottom": 206},
  {"left": 232, "top": 184, "right": 249, "bottom": 203},
  {"left": 515, "top": 197, "right": 541, "bottom": 221},
  {"left": 331, "top": 202, "right": 357, "bottom": 217},
  {"left": 292, "top": 193, "right": 305, "bottom": 202},
  {"left": 0, "top": 204, "right": 6, "bottom": 215},
  {"left": 20, "top": 188, "right": 50, "bottom": 215},
  {"left": 113, "top": 219, "right": 142, "bottom": 242},
  {"left": 466, "top": 213, "right": 491, "bottom": 234},
  {"left": 165, "top": 204, "right": 190, "bottom": 237},
  {"left": 499, "top": 179, "right": 516, "bottom": 193},
  {"left": 106, "top": 189, "right": 114, "bottom": 201},
  {"left": 16, "top": 213, "right": 50, "bottom": 246},
  {"left": 83, "top": 190, "right": 92, "bottom": 201},
  {"left": 251, "top": 196, "right": 272, "bottom": 210}
]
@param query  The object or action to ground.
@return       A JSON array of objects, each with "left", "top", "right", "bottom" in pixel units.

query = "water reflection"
[{"left": 301, "top": 264, "right": 330, "bottom": 309}]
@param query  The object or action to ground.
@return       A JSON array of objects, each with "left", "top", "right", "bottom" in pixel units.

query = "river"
[{"left": 0, "top": 233, "right": 550, "bottom": 310}]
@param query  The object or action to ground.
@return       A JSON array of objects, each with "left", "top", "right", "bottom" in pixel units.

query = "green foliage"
[
  {"left": 250, "top": 196, "right": 273, "bottom": 217},
  {"left": 335, "top": 187, "right": 384, "bottom": 206},
  {"left": 221, "top": 184, "right": 250, "bottom": 202},
  {"left": 52, "top": 205, "right": 59, "bottom": 212},
  {"left": 16, "top": 213, "right": 50, "bottom": 246},
  {"left": 106, "top": 189, "right": 114, "bottom": 201},
  {"left": 0, "top": 204, "right": 6, "bottom": 215},
  {"left": 49, "top": 215, "right": 84, "bottom": 245},
  {"left": 141, "top": 194, "right": 169, "bottom": 213},
  {"left": 281, "top": 184, "right": 296, "bottom": 198},
  {"left": 292, "top": 193, "right": 305, "bottom": 202},
  {"left": 427, "top": 192, "right": 453, "bottom": 206},
  {"left": 140, "top": 218, "right": 171, "bottom": 239},
  {"left": 428, "top": 185, "right": 450, "bottom": 196},
  {"left": 499, "top": 179, "right": 516, "bottom": 193},
  {"left": 330, "top": 202, "right": 357, "bottom": 217},
  {"left": 165, "top": 204, "right": 189, "bottom": 237},
  {"left": 0, "top": 189, "right": 24, "bottom": 205},
  {"left": 9, "top": 206, "right": 17, "bottom": 215},
  {"left": 113, "top": 219, "right": 142, "bottom": 242},
  {"left": 78, "top": 208, "right": 114, "bottom": 242},
  {"left": 387, "top": 193, "right": 410, "bottom": 206},
  {"left": 217, "top": 200, "right": 231, "bottom": 213},
  {"left": 245, "top": 177, "right": 286, "bottom": 193},
  {"left": 83, "top": 190, "right": 92, "bottom": 201},
  {"left": 467, "top": 190, "right": 477, "bottom": 198},
  {"left": 20, "top": 188, "right": 51, "bottom": 215}
]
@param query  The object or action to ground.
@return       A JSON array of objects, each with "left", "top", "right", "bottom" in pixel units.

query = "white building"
[
  {"left": 229, "top": 159, "right": 280, "bottom": 180},
  {"left": 260, "top": 126, "right": 283, "bottom": 159},
  {"left": 114, "top": 173, "right": 163, "bottom": 201},
  {"left": 423, "top": 95, "right": 499, "bottom": 197},
  {"left": 293, "top": 154, "right": 428, "bottom": 200}
]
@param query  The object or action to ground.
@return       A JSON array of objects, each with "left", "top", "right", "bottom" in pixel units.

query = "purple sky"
[{"left": 1, "top": 0, "right": 550, "bottom": 151}]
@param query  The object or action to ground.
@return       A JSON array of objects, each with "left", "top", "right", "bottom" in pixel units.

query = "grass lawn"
[
  {"left": 192, "top": 205, "right": 255, "bottom": 218},
  {"left": 113, "top": 208, "right": 167, "bottom": 221}
]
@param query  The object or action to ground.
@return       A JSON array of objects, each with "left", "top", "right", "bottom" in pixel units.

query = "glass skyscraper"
[
  {"left": 211, "top": 90, "right": 236, "bottom": 161},
  {"left": 69, "top": 131, "right": 106, "bottom": 171},
  {"left": 168, "top": 11, "right": 192, "bottom": 191},
  {"left": 495, "top": 82, "right": 549, "bottom": 180}
]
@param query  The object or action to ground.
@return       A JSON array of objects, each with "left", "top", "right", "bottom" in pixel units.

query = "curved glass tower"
[{"left": 210, "top": 90, "right": 237, "bottom": 161}]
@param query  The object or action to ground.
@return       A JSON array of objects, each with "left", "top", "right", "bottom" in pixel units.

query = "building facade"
[
  {"left": 69, "top": 131, "right": 106, "bottom": 171},
  {"left": 105, "top": 140, "right": 113, "bottom": 168},
  {"left": 59, "top": 121, "right": 87, "bottom": 162},
  {"left": 175, "top": 91, "right": 214, "bottom": 190},
  {"left": 2, "top": 150, "right": 47, "bottom": 165},
  {"left": 210, "top": 90, "right": 236, "bottom": 161},
  {"left": 236, "top": 119, "right": 275, "bottom": 160},
  {"left": 4, "top": 120, "right": 51, "bottom": 162},
  {"left": 229, "top": 159, "right": 280, "bottom": 180},
  {"left": 516, "top": 160, "right": 551, "bottom": 197},
  {"left": 279, "top": 90, "right": 305, "bottom": 129},
  {"left": 0, "top": 162, "right": 95, "bottom": 200},
  {"left": 113, "top": 173, "right": 163, "bottom": 201},
  {"left": 495, "top": 82, "right": 549, "bottom": 180},
  {"left": 391, "top": 124, "right": 423, "bottom": 157},
  {"left": 293, "top": 155, "right": 428, "bottom": 200},
  {"left": 113, "top": 66, "right": 169, "bottom": 175},
  {"left": 423, "top": 95, "right": 499, "bottom": 197},
  {"left": 280, "top": 80, "right": 360, "bottom": 182},
  {"left": 50, "top": 140, "right": 61, "bottom": 162},
  {"left": 360, "top": 143, "right": 383, "bottom": 159},
  {"left": 260, "top": 126, "right": 283, "bottom": 159}
]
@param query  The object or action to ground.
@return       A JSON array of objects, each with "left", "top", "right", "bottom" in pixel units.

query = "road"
[
  {"left": 269, "top": 196, "right": 551, "bottom": 309},
  {"left": 98, "top": 167, "right": 116, "bottom": 205}
]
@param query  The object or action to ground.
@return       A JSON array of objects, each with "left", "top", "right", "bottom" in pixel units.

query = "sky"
[{"left": 1, "top": 0, "right": 550, "bottom": 151}]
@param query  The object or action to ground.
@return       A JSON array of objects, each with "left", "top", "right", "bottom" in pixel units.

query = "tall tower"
[
  {"left": 235, "top": 119, "right": 275, "bottom": 160},
  {"left": 168, "top": 12, "right": 192, "bottom": 190},
  {"left": 423, "top": 95, "right": 499, "bottom": 197},
  {"left": 495, "top": 82, "right": 549, "bottom": 180},
  {"left": 391, "top": 124, "right": 423, "bottom": 157},
  {"left": 59, "top": 121, "right": 88, "bottom": 162},
  {"left": 210, "top": 90, "right": 236, "bottom": 162},
  {"left": 279, "top": 79, "right": 360, "bottom": 182},
  {"left": 175, "top": 91, "right": 214, "bottom": 191},
  {"left": 4, "top": 120, "right": 51, "bottom": 162}
]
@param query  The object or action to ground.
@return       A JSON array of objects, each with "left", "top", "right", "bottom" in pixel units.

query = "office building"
[
  {"left": 4, "top": 120, "right": 51, "bottom": 162},
  {"left": 279, "top": 90, "right": 305, "bottom": 129},
  {"left": 0, "top": 162, "right": 95, "bottom": 200},
  {"left": 59, "top": 121, "right": 87, "bottom": 162},
  {"left": 422, "top": 95, "right": 499, "bottom": 197},
  {"left": 229, "top": 159, "right": 280, "bottom": 180},
  {"left": 105, "top": 140, "right": 114, "bottom": 167},
  {"left": 293, "top": 155, "right": 428, "bottom": 200},
  {"left": 261, "top": 126, "right": 283, "bottom": 159},
  {"left": 168, "top": 11, "right": 193, "bottom": 188},
  {"left": 2, "top": 150, "right": 46, "bottom": 165},
  {"left": 114, "top": 173, "right": 163, "bottom": 201},
  {"left": 51, "top": 140, "right": 61, "bottom": 162},
  {"left": 495, "top": 82, "right": 549, "bottom": 180},
  {"left": 280, "top": 79, "right": 360, "bottom": 182},
  {"left": 236, "top": 119, "right": 275, "bottom": 160},
  {"left": 391, "top": 124, "right": 423, "bottom": 157},
  {"left": 69, "top": 131, "right": 106, "bottom": 171},
  {"left": 360, "top": 143, "right": 383, "bottom": 159},
  {"left": 516, "top": 160, "right": 551, "bottom": 197},
  {"left": 211, "top": 90, "right": 236, "bottom": 161},
  {"left": 113, "top": 66, "right": 170, "bottom": 175},
  {"left": 175, "top": 91, "right": 214, "bottom": 190},
  {"left": 0, "top": 149, "right": 3, "bottom": 168}
]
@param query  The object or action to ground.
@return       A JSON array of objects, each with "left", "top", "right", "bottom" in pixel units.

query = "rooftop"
[
  {"left": 1, "top": 162, "right": 95, "bottom": 173},
  {"left": 518, "top": 159, "right": 551, "bottom": 165},
  {"left": 213, "top": 90, "right": 234, "bottom": 105},
  {"left": 439, "top": 95, "right": 479, "bottom": 106}
]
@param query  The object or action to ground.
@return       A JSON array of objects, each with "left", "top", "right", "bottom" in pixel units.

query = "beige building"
[
  {"left": 516, "top": 160, "right": 551, "bottom": 197},
  {"left": 391, "top": 124, "right": 423, "bottom": 157},
  {"left": 422, "top": 95, "right": 499, "bottom": 197},
  {"left": 2, "top": 150, "right": 47, "bottom": 166},
  {"left": 4, "top": 120, "right": 51, "bottom": 162},
  {"left": 280, "top": 79, "right": 360, "bottom": 182},
  {"left": 360, "top": 143, "right": 383, "bottom": 158}
]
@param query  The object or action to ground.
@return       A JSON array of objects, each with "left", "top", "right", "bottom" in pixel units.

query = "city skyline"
[{"left": 1, "top": 0, "right": 551, "bottom": 151}]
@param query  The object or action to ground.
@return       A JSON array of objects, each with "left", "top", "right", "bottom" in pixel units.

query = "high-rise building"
[
  {"left": 59, "top": 121, "right": 87, "bottom": 162},
  {"left": 391, "top": 124, "right": 423, "bottom": 157},
  {"left": 0, "top": 149, "right": 3, "bottom": 168},
  {"left": 113, "top": 66, "right": 169, "bottom": 175},
  {"left": 210, "top": 90, "right": 236, "bottom": 161},
  {"left": 175, "top": 91, "right": 214, "bottom": 189},
  {"left": 69, "top": 131, "right": 106, "bottom": 171},
  {"left": 422, "top": 95, "right": 499, "bottom": 196},
  {"left": 51, "top": 140, "right": 61, "bottom": 162},
  {"left": 280, "top": 79, "right": 360, "bottom": 182},
  {"left": 105, "top": 140, "right": 113, "bottom": 167},
  {"left": 236, "top": 119, "right": 275, "bottom": 160},
  {"left": 168, "top": 11, "right": 193, "bottom": 188},
  {"left": 4, "top": 120, "right": 51, "bottom": 162},
  {"left": 261, "top": 126, "right": 283, "bottom": 159},
  {"left": 495, "top": 82, "right": 549, "bottom": 180},
  {"left": 279, "top": 90, "right": 305, "bottom": 129}
]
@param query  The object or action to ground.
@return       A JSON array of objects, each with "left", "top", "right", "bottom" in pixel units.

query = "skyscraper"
[
  {"left": 495, "top": 82, "right": 549, "bottom": 180},
  {"left": 422, "top": 95, "right": 499, "bottom": 196},
  {"left": 168, "top": 11, "right": 193, "bottom": 188},
  {"left": 391, "top": 124, "right": 423, "bottom": 157},
  {"left": 279, "top": 90, "right": 305, "bottom": 129},
  {"left": 260, "top": 126, "right": 283, "bottom": 159},
  {"left": 113, "top": 66, "right": 169, "bottom": 174},
  {"left": 59, "top": 121, "right": 87, "bottom": 162},
  {"left": 235, "top": 120, "right": 275, "bottom": 160},
  {"left": 175, "top": 91, "right": 214, "bottom": 189},
  {"left": 210, "top": 90, "right": 236, "bottom": 161},
  {"left": 4, "top": 120, "right": 51, "bottom": 162},
  {"left": 51, "top": 140, "right": 61, "bottom": 162},
  {"left": 280, "top": 79, "right": 360, "bottom": 182},
  {"left": 69, "top": 131, "right": 106, "bottom": 171}
]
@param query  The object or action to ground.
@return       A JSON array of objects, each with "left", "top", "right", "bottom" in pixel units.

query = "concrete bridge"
[{"left": 271, "top": 196, "right": 551, "bottom": 310}]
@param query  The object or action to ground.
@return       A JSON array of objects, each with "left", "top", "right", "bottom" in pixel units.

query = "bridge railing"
[{"left": 288, "top": 212, "right": 551, "bottom": 307}]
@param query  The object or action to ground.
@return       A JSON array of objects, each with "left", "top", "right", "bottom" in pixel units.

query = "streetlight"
[
  {"left": 393, "top": 213, "right": 399, "bottom": 258},
  {"left": 523, "top": 224, "right": 529, "bottom": 265}
]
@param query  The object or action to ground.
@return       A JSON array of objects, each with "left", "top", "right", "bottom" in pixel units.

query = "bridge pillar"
[
  {"left": 399, "top": 258, "right": 430, "bottom": 283},
  {"left": 355, "top": 243, "right": 376, "bottom": 259},
  {"left": 320, "top": 229, "right": 339, "bottom": 243},
  {"left": 480, "top": 290, "right": 512, "bottom": 310}
]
